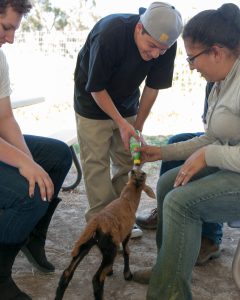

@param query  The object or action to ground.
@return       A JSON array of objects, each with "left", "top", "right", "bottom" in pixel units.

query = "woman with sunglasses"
[{"left": 133, "top": 3, "right": 240, "bottom": 299}]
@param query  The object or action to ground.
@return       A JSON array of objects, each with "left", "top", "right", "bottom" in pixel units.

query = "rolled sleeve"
[
  {"left": 161, "top": 134, "right": 216, "bottom": 161},
  {"left": 0, "top": 50, "right": 11, "bottom": 99},
  {"left": 205, "top": 144, "right": 240, "bottom": 173}
]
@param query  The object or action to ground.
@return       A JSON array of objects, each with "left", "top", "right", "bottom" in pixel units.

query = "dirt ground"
[{"left": 13, "top": 161, "right": 240, "bottom": 300}]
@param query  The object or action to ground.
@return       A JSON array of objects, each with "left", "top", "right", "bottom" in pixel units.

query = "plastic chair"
[{"left": 228, "top": 220, "right": 240, "bottom": 289}]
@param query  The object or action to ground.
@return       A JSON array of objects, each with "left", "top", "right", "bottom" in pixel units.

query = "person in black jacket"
[{"left": 74, "top": 2, "right": 183, "bottom": 239}]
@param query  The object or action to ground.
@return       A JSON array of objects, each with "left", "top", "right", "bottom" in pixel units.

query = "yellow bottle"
[{"left": 129, "top": 130, "right": 141, "bottom": 167}]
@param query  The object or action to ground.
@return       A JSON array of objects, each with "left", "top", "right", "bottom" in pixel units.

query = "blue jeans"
[
  {"left": 0, "top": 135, "right": 72, "bottom": 245},
  {"left": 160, "top": 133, "right": 223, "bottom": 245},
  {"left": 147, "top": 166, "right": 240, "bottom": 300}
]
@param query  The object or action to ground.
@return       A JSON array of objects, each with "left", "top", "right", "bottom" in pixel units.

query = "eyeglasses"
[{"left": 186, "top": 48, "right": 211, "bottom": 64}]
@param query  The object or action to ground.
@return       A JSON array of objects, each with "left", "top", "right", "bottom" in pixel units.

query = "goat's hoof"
[{"left": 124, "top": 271, "right": 133, "bottom": 281}]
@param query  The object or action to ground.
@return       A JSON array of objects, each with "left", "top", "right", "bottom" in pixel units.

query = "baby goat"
[{"left": 55, "top": 169, "right": 155, "bottom": 300}]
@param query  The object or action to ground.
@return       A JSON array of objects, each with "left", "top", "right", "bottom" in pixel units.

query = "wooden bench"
[
  {"left": 49, "top": 128, "right": 82, "bottom": 192},
  {"left": 11, "top": 95, "right": 45, "bottom": 109}
]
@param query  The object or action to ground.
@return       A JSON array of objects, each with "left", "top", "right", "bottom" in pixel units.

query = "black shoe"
[
  {"left": 21, "top": 198, "right": 62, "bottom": 273},
  {"left": 0, "top": 243, "right": 32, "bottom": 300},
  {"left": 0, "top": 277, "right": 32, "bottom": 300},
  {"left": 22, "top": 238, "right": 55, "bottom": 273}
]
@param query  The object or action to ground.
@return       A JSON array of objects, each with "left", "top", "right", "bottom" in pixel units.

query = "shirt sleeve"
[
  {"left": 161, "top": 133, "right": 217, "bottom": 161},
  {"left": 0, "top": 49, "right": 11, "bottom": 100},
  {"left": 161, "top": 132, "right": 240, "bottom": 174},
  {"left": 205, "top": 144, "right": 240, "bottom": 173}
]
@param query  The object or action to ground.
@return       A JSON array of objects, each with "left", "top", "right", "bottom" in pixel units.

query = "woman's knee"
[
  {"left": 163, "top": 190, "right": 182, "bottom": 215},
  {"left": 163, "top": 187, "right": 200, "bottom": 223},
  {"left": 20, "top": 193, "right": 49, "bottom": 220},
  {"left": 157, "top": 168, "right": 179, "bottom": 205}
]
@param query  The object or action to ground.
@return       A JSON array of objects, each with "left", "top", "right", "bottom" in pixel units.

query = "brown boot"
[
  {"left": 136, "top": 208, "right": 157, "bottom": 229},
  {"left": 132, "top": 267, "right": 152, "bottom": 284},
  {"left": 196, "top": 237, "right": 221, "bottom": 266}
]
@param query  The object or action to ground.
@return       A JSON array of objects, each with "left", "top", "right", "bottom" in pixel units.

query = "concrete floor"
[{"left": 13, "top": 165, "right": 240, "bottom": 300}]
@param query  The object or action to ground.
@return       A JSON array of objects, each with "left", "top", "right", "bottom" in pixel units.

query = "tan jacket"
[{"left": 161, "top": 58, "right": 240, "bottom": 173}]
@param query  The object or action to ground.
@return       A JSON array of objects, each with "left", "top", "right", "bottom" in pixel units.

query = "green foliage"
[
  {"left": 20, "top": 0, "right": 99, "bottom": 32},
  {"left": 21, "top": 0, "right": 69, "bottom": 32}
]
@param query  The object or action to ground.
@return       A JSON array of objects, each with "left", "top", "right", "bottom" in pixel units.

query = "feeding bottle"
[{"left": 129, "top": 130, "right": 141, "bottom": 168}]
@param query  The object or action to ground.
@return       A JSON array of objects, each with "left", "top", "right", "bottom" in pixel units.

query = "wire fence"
[
  {"left": 4, "top": 30, "right": 206, "bottom": 136},
  {"left": 12, "top": 30, "right": 88, "bottom": 59}
]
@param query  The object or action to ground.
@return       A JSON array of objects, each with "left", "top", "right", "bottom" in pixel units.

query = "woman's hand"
[
  {"left": 174, "top": 147, "right": 207, "bottom": 187},
  {"left": 137, "top": 145, "right": 162, "bottom": 163},
  {"left": 19, "top": 159, "right": 54, "bottom": 201}
]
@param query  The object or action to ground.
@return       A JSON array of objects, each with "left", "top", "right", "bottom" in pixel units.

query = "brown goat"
[{"left": 55, "top": 169, "right": 155, "bottom": 300}]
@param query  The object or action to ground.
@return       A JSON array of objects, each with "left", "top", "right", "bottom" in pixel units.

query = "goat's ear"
[{"left": 143, "top": 185, "right": 156, "bottom": 199}]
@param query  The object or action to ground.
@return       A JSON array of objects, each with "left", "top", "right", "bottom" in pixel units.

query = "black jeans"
[{"left": 0, "top": 135, "right": 72, "bottom": 244}]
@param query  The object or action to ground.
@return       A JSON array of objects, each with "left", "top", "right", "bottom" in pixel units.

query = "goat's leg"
[
  {"left": 55, "top": 237, "right": 96, "bottom": 300},
  {"left": 92, "top": 239, "right": 117, "bottom": 300},
  {"left": 122, "top": 234, "right": 132, "bottom": 280}
]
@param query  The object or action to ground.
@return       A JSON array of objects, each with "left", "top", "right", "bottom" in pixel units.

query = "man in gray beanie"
[{"left": 74, "top": 2, "right": 183, "bottom": 238}]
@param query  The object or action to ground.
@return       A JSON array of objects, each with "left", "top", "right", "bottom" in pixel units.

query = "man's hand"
[
  {"left": 174, "top": 147, "right": 207, "bottom": 187},
  {"left": 19, "top": 160, "right": 54, "bottom": 201},
  {"left": 118, "top": 119, "right": 139, "bottom": 151}
]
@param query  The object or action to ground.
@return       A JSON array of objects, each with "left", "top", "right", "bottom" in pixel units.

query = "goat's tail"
[
  {"left": 71, "top": 218, "right": 98, "bottom": 257},
  {"left": 55, "top": 237, "right": 96, "bottom": 300}
]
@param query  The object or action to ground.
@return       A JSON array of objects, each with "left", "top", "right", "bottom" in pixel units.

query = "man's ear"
[{"left": 136, "top": 22, "right": 143, "bottom": 33}]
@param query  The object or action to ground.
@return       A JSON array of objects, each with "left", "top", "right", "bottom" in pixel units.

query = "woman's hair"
[
  {"left": 0, "top": 0, "right": 32, "bottom": 15},
  {"left": 183, "top": 3, "right": 240, "bottom": 52}
]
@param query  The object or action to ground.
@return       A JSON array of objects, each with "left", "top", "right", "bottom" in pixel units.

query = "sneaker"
[
  {"left": 130, "top": 224, "right": 143, "bottom": 239},
  {"left": 136, "top": 208, "right": 157, "bottom": 229},
  {"left": 132, "top": 267, "right": 152, "bottom": 284},
  {"left": 196, "top": 237, "right": 221, "bottom": 266}
]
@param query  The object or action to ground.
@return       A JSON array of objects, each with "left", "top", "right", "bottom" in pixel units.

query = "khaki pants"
[{"left": 75, "top": 113, "right": 135, "bottom": 221}]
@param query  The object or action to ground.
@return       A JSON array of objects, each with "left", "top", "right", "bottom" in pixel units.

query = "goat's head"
[
  {"left": 129, "top": 168, "right": 146, "bottom": 188},
  {"left": 128, "top": 169, "right": 155, "bottom": 198}
]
